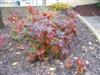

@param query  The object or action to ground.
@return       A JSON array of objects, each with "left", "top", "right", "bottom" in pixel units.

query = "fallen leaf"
[
  {"left": 49, "top": 67, "right": 56, "bottom": 71},
  {"left": 60, "top": 63, "right": 63, "bottom": 65},
  {"left": 73, "top": 57, "right": 78, "bottom": 60},
  {"left": 12, "top": 62, "right": 18, "bottom": 66},
  {"left": 75, "top": 71, "right": 77, "bottom": 74},
  {"left": 60, "top": 63, "right": 64, "bottom": 68},
  {"left": 86, "top": 60, "right": 89, "bottom": 65},
  {"left": 88, "top": 42, "right": 92, "bottom": 45},
  {"left": 82, "top": 54, "right": 85, "bottom": 56},
  {"left": 8, "top": 43, "right": 12, "bottom": 46},
  {"left": 17, "top": 45, "right": 24, "bottom": 50},
  {"left": 89, "top": 46, "right": 94, "bottom": 49},
  {"left": 16, "top": 52, "right": 21, "bottom": 54},
  {"left": 9, "top": 48, "right": 14, "bottom": 51}
]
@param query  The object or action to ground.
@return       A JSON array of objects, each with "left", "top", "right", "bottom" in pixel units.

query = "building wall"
[{"left": 0, "top": 0, "right": 99, "bottom": 7}]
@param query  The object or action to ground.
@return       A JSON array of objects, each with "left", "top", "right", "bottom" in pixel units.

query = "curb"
[{"left": 77, "top": 14, "right": 100, "bottom": 43}]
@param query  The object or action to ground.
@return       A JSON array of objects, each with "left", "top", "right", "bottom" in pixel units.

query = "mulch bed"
[
  {"left": 0, "top": 8, "right": 100, "bottom": 75},
  {"left": 0, "top": 19, "right": 100, "bottom": 75},
  {"left": 74, "top": 4, "right": 100, "bottom": 16}
]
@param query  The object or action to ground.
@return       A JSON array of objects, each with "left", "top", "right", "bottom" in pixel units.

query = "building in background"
[{"left": 0, "top": 0, "right": 99, "bottom": 7}]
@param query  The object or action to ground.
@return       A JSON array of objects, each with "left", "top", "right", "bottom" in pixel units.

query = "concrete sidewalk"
[
  {"left": 84, "top": 16, "right": 100, "bottom": 32},
  {"left": 77, "top": 15, "right": 100, "bottom": 43},
  {"left": 84, "top": 16, "right": 100, "bottom": 42}
]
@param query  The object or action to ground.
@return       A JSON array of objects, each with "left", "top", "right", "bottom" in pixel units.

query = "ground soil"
[
  {"left": 0, "top": 7, "right": 100, "bottom": 75},
  {"left": 74, "top": 4, "right": 100, "bottom": 16}
]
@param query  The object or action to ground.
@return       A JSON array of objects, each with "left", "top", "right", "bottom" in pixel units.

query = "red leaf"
[
  {"left": 0, "top": 36, "right": 5, "bottom": 47},
  {"left": 15, "top": 20, "right": 25, "bottom": 33},
  {"left": 27, "top": 5, "right": 39, "bottom": 15},
  {"left": 77, "top": 58, "right": 86, "bottom": 67}
]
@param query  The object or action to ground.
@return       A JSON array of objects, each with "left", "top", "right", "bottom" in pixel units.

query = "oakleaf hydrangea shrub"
[{"left": 5, "top": 6, "right": 77, "bottom": 62}]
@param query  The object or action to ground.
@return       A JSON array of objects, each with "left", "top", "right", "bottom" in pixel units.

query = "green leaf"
[
  {"left": 23, "top": 27, "right": 28, "bottom": 33},
  {"left": 30, "top": 47, "right": 36, "bottom": 53}
]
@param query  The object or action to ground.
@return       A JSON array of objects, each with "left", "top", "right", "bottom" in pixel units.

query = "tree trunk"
[{"left": 0, "top": 8, "right": 4, "bottom": 28}]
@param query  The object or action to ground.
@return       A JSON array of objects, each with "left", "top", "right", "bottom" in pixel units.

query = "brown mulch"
[{"left": 74, "top": 4, "right": 100, "bottom": 16}]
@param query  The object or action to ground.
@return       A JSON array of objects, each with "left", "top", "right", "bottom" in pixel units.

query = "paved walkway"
[
  {"left": 77, "top": 15, "right": 100, "bottom": 43},
  {"left": 84, "top": 16, "right": 100, "bottom": 42},
  {"left": 74, "top": 4, "right": 100, "bottom": 42},
  {"left": 81, "top": 16, "right": 100, "bottom": 42}
]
